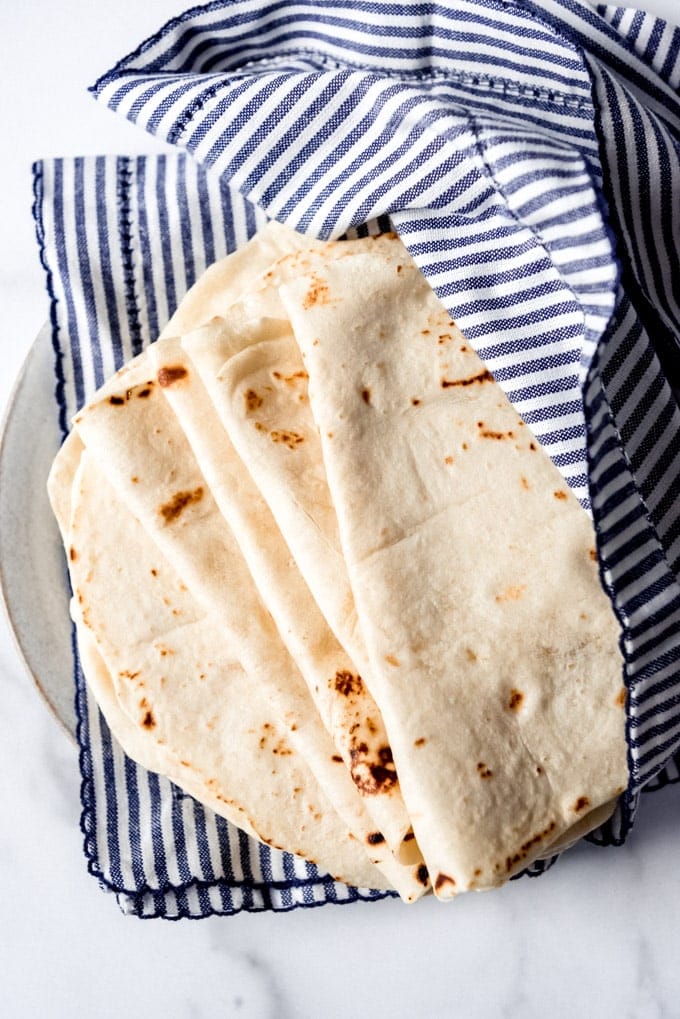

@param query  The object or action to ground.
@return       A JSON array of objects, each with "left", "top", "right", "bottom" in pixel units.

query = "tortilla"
[
  {"left": 67, "top": 450, "right": 392, "bottom": 889},
  {"left": 148, "top": 330, "right": 417, "bottom": 862},
  {"left": 68, "top": 348, "right": 426, "bottom": 900},
  {"left": 275, "top": 243, "right": 628, "bottom": 896}
]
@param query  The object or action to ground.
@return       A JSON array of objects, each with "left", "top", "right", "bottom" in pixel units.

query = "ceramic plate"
[{"left": 0, "top": 324, "right": 76, "bottom": 739}]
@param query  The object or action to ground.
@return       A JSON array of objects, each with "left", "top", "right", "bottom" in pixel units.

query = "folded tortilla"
[{"left": 273, "top": 243, "right": 628, "bottom": 896}]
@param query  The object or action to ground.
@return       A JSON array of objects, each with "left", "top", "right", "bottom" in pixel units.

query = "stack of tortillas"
[{"left": 48, "top": 222, "right": 628, "bottom": 901}]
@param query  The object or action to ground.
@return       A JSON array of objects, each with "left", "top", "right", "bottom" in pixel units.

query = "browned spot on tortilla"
[
  {"left": 327, "top": 431, "right": 334, "bottom": 439},
  {"left": 270, "top": 429, "right": 304, "bottom": 450},
  {"left": 508, "top": 689, "right": 524, "bottom": 712},
  {"left": 119, "top": 670, "right": 140, "bottom": 681},
  {"left": 272, "top": 369, "right": 309, "bottom": 384},
  {"left": 312, "top": 338, "right": 320, "bottom": 346},
  {"left": 77, "top": 592, "right": 83, "bottom": 605},
  {"left": 108, "top": 395, "right": 125, "bottom": 406},
  {"left": 536, "top": 765, "right": 543, "bottom": 775},
  {"left": 385, "top": 654, "right": 400, "bottom": 667},
  {"left": 272, "top": 739, "right": 292, "bottom": 756},
  {"left": 350, "top": 744, "right": 398, "bottom": 796},
  {"left": 366, "top": 718, "right": 377, "bottom": 734},
  {"left": 529, "top": 442, "right": 537, "bottom": 451},
  {"left": 504, "top": 821, "right": 557, "bottom": 872},
  {"left": 438, "top": 333, "right": 453, "bottom": 345},
  {"left": 137, "top": 387, "right": 152, "bottom": 399},
  {"left": 521, "top": 476, "right": 530, "bottom": 491},
  {"left": 421, "top": 328, "right": 431, "bottom": 336},
  {"left": 150, "top": 568, "right": 158, "bottom": 577},
  {"left": 141, "top": 709, "right": 156, "bottom": 730},
  {"left": 462, "top": 442, "right": 469, "bottom": 450},
  {"left": 157, "top": 365, "right": 188, "bottom": 387},
  {"left": 480, "top": 429, "right": 515, "bottom": 440},
  {"left": 442, "top": 369, "right": 493, "bottom": 389},
  {"left": 444, "top": 455, "right": 454, "bottom": 465},
  {"left": 416, "top": 864, "right": 429, "bottom": 886},
  {"left": 303, "top": 275, "right": 332, "bottom": 309},
  {"left": 616, "top": 687, "right": 627, "bottom": 707},
  {"left": 466, "top": 648, "right": 477, "bottom": 662},
  {"left": 333, "top": 670, "right": 363, "bottom": 697},
  {"left": 396, "top": 264, "right": 403, "bottom": 274},
  {"left": 361, "top": 387, "right": 371, "bottom": 405},
  {"left": 477, "top": 762, "right": 493, "bottom": 779},
  {"left": 589, "top": 547, "right": 598, "bottom": 561},
  {"left": 367, "top": 832, "right": 385, "bottom": 845},
  {"left": 244, "top": 388, "right": 262, "bottom": 413},
  {"left": 414, "top": 737, "right": 426, "bottom": 747},
  {"left": 574, "top": 796, "right": 590, "bottom": 813},
  {"left": 434, "top": 873, "right": 456, "bottom": 892},
  {"left": 69, "top": 546, "right": 78, "bottom": 562},
  {"left": 404, "top": 832, "right": 416, "bottom": 842},
  {"left": 460, "top": 345, "right": 468, "bottom": 352},
  {"left": 496, "top": 585, "right": 526, "bottom": 603},
  {"left": 254, "top": 421, "right": 266, "bottom": 432},
  {"left": 473, "top": 868, "right": 482, "bottom": 878},
  {"left": 554, "top": 490, "right": 568, "bottom": 501},
  {"left": 159, "top": 486, "right": 204, "bottom": 523},
  {"left": 331, "top": 754, "right": 343, "bottom": 763},
  {"left": 180, "top": 760, "right": 190, "bottom": 767},
  {"left": 411, "top": 397, "right": 421, "bottom": 406},
  {"left": 131, "top": 476, "right": 139, "bottom": 484}
]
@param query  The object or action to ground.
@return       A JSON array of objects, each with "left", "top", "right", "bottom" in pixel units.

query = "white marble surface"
[{"left": 2, "top": 2, "right": 679, "bottom": 1016}]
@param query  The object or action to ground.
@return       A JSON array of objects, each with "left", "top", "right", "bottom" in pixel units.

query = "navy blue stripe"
[
  {"left": 52, "top": 160, "right": 85, "bottom": 410},
  {"left": 135, "top": 156, "right": 160, "bottom": 341}
]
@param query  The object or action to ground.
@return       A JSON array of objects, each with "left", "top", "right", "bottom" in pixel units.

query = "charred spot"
[
  {"left": 536, "top": 765, "right": 543, "bottom": 775},
  {"left": 554, "top": 490, "right": 568, "bottom": 501},
  {"left": 270, "top": 429, "right": 304, "bottom": 450},
  {"left": 385, "top": 654, "right": 400, "bottom": 667},
  {"left": 574, "top": 796, "right": 590, "bottom": 813},
  {"left": 272, "top": 370, "right": 308, "bottom": 384},
  {"left": 150, "top": 568, "right": 158, "bottom": 577},
  {"left": 589, "top": 548, "right": 598, "bottom": 562},
  {"left": 416, "top": 864, "right": 429, "bottom": 886},
  {"left": 350, "top": 744, "right": 398, "bottom": 796},
  {"left": 462, "top": 442, "right": 469, "bottom": 451},
  {"left": 473, "top": 868, "right": 482, "bottom": 878},
  {"left": 616, "top": 687, "right": 627, "bottom": 708},
  {"left": 529, "top": 442, "right": 537, "bottom": 451},
  {"left": 460, "top": 345, "right": 468, "bottom": 353},
  {"left": 131, "top": 476, "right": 139, "bottom": 484},
  {"left": 331, "top": 754, "right": 343, "bottom": 763},
  {"left": 244, "top": 388, "right": 263, "bottom": 413},
  {"left": 361, "top": 387, "right": 371, "bottom": 405},
  {"left": 434, "top": 873, "right": 456, "bottom": 892},
  {"left": 438, "top": 333, "right": 452, "bottom": 345},
  {"left": 137, "top": 387, "right": 152, "bottom": 399},
  {"left": 142, "top": 709, "right": 156, "bottom": 730},
  {"left": 157, "top": 365, "right": 188, "bottom": 387},
  {"left": 441, "top": 369, "right": 493, "bottom": 389},
  {"left": 69, "top": 546, "right": 78, "bottom": 562},
  {"left": 404, "top": 832, "right": 416, "bottom": 842},
  {"left": 396, "top": 264, "right": 403, "bottom": 273},
  {"left": 333, "top": 670, "right": 363, "bottom": 697},
  {"left": 411, "top": 397, "right": 421, "bottom": 406},
  {"left": 367, "top": 831, "right": 385, "bottom": 845},
  {"left": 414, "top": 737, "right": 426, "bottom": 747},
  {"left": 480, "top": 429, "right": 514, "bottom": 440},
  {"left": 508, "top": 689, "right": 524, "bottom": 712},
  {"left": 180, "top": 760, "right": 190, "bottom": 767},
  {"left": 108, "top": 395, "right": 125, "bottom": 406},
  {"left": 477, "top": 762, "right": 493, "bottom": 779},
  {"left": 159, "top": 486, "right": 204, "bottom": 524},
  {"left": 119, "top": 670, "right": 140, "bottom": 681},
  {"left": 466, "top": 648, "right": 477, "bottom": 662},
  {"left": 444, "top": 456, "right": 454, "bottom": 466},
  {"left": 272, "top": 739, "right": 292, "bottom": 756},
  {"left": 366, "top": 717, "right": 377, "bottom": 735}
]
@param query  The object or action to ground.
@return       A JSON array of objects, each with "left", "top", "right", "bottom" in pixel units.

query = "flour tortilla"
[
  {"left": 278, "top": 243, "right": 628, "bottom": 896},
  {"left": 66, "top": 450, "right": 392, "bottom": 889},
  {"left": 70, "top": 352, "right": 426, "bottom": 900}
]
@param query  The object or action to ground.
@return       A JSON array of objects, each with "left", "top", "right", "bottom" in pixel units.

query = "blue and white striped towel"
[{"left": 35, "top": 0, "right": 680, "bottom": 917}]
